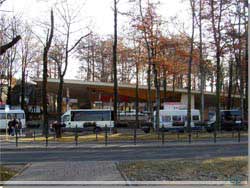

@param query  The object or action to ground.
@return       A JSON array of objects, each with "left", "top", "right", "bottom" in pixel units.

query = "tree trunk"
[
  {"left": 163, "top": 67, "right": 167, "bottom": 102},
  {"left": 244, "top": 3, "right": 248, "bottom": 120},
  {"left": 57, "top": 76, "right": 64, "bottom": 122},
  {"left": 135, "top": 59, "right": 139, "bottom": 130},
  {"left": 42, "top": 10, "right": 54, "bottom": 135},
  {"left": 227, "top": 60, "right": 233, "bottom": 109},
  {"left": 199, "top": 0, "right": 205, "bottom": 122},
  {"left": 187, "top": 0, "right": 195, "bottom": 143},
  {"left": 21, "top": 69, "right": 25, "bottom": 110},
  {"left": 153, "top": 63, "right": 160, "bottom": 132},
  {"left": 237, "top": 3, "right": 244, "bottom": 122},
  {"left": 113, "top": 0, "right": 118, "bottom": 124}
]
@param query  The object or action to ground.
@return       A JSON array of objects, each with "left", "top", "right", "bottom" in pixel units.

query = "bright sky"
[{"left": 1, "top": 0, "right": 191, "bottom": 79}]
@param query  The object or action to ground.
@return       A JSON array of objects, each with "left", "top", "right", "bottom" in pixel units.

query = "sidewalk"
[{"left": 1, "top": 138, "right": 248, "bottom": 151}]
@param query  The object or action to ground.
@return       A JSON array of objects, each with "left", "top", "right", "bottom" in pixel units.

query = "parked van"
[
  {"left": 61, "top": 109, "right": 114, "bottom": 132},
  {"left": 0, "top": 109, "right": 26, "bottom": 130},
  {"left": 153, "top": 109, "right": 201, "bottom": 131},
  {"left": 206, "top": 110, "right": 247, "bottom": 131}
]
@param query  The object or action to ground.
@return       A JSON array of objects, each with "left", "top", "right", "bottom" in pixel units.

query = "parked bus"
[
  {"left": 153, "top": 109, "right": 201, "bottom": 131},
  {"left": 61, "top": 109, "right": 114, "bottom": 132},
  {"left": 0, "top": 109, "right": 26, "bottom": 130}
]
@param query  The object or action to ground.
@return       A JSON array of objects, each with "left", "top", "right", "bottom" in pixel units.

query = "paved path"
[{"left": 10, "top": 161, "right": 123, "bottom": 181}]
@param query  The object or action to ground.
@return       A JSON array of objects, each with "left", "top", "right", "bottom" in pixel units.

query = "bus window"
[
  {"left": 16, "top": 113, "right": 24, "bottom": 119},
  {"left": 7, "top": 114, "right": 12, "bottom": 119},
  {"left": 71, "top": 111, "right": 112, "bottom": 121},
  {"left": 173, "top": 115, "right": 182, "bottom": 121},
  {"left": 162, "top": 116, "right": 171, "bottom": 122},
  {"left": 0, "top": 113, "right": 5, "bottom": 119},
  {"left": 192, "top": 115, "right": 199, "bottom": 121}
]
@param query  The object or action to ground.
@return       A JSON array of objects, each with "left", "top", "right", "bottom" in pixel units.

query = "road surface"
[{"left": 1, "top": 143, "right": 247, "bottom": 163}]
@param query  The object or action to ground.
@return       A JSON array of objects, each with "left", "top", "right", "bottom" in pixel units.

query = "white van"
[
  {"left": 0, "top": 109, "right": 26, "bottom": 130},
  {"left": 61, "top": 109, "right": 114, "bottom": 132},
  {"left": 153, "top": 109, "right": 200, "bottom": 130}
]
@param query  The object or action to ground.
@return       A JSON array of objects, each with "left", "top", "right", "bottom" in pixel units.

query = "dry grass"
[
  {"left": 117, "top": 156, "right": 248, "bottom": 181},
  {"left": 12, "top": 131, "right": 248, "bottom": 143},
  {"left": 0, "top": 165, "right": 17, "bottom": 182}
]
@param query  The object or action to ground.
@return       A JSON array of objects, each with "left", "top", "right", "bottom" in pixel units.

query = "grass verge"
[
  {"left": 0, "top": 165, "right": 17, "bottom": 182},
  {"left": 12, "top": 131, "right": 248, "bottom": 143},
  {"left": 117, "top": 156, "right": 248, "bottom": 181}
]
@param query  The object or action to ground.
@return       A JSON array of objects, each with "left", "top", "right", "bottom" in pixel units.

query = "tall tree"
[
  {"left": 42, "top": 9, "right": 54, "bottom": 136},
  {"left": 187, "top": 0, "right": 195, "bottom": 143},
  {"left": 51, "top": 0, "right": 90, "bottom": 122},
  {"left": 198, "top": 0, "right": 205, "bottom": 122},
  {"left": 113, "top": 0, "right": 118, "bottom": 125},
  {"left": 208, "top": 0, "right": 224, "bottom": 142}
]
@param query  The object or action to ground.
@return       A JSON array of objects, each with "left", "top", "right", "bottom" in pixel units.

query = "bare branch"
[
  {"left": 0, "top": 35, "right": 21, "bottom": 55},
  {"left": 67, "top": 32, "right": 92, "bottom": 53}
]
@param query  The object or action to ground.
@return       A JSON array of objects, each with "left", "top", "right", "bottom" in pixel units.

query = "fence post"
[
  {"left": 161, "top": 125, "right": 164, "bottom": 145},
  {"left": 105, "top": 124, "right": 107, "bottom": 146},
  {"left": 75, "top": 124, "right": 78, "bottom": 146},
  {"left": 238, "top": 126, "right": 241, "bottom": 142},
  {"left": 96, "top": 131, "right": 98, "bottom": 141},
  {"left": 232, "top": 130, "right": 234, "bottom": 138},
  {"left": 15, "top": 128, "right": 18, "bottom": 147},
  {"left": 45, "top": 127, "right": 48, "bottom": 148},
  {"left": 33, "top": 130, "right": 36, "bottom": 142},
  {"left": 54, "top": 128, "right": 56, "bottom": 141},
  {"left": 134, "top": 124, "right": 137, "bottom": 145}
]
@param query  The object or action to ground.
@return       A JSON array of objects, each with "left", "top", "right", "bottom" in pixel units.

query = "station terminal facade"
[{"left": 28, "top": 78, "right": 241, "bottom": 120}]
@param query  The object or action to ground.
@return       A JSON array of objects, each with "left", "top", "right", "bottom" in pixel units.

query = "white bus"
[
  {"left": 154, "top": 109, "right": 200, "bottom": 130},
  {"left": 0, "top": 109, "right": 26, "bottom": 130},
  {"left": 61, "top": 109, "right": 114, "bottom": 132}
]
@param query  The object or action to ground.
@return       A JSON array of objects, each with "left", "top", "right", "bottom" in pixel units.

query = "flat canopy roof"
[{"left": 33, "top": 78, "right": 241, "bottom": 102}]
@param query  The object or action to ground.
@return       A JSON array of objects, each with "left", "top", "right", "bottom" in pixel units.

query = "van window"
[
  {"left": 192, "top": 115, "right": 199, "bottom": 121},
  {"left": 63, "top": 115, "right": 70, "bottom": 122},
  {"left": 162, "top": 116, "right": 171, "bottom": 122},
  {"left": 173, "top": 115, "right": 182, "bottom": 121},
  {"left": 15, "top": 113, "right": 24, "bottom": 119},
  {"left": 71, "top": 111, "right": 111, "bottom": 121},
  {"left": 0, "top": 113, "right": 5, "bottom": 119}
]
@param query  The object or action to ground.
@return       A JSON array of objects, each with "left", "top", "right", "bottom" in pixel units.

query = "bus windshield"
[{"left": 71, "top": 111, "right": 112, "bottom": 121}]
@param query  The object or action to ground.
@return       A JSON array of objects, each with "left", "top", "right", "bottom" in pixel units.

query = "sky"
[{"left": 1, "top": 0, "right": 191, "bottom": 79}]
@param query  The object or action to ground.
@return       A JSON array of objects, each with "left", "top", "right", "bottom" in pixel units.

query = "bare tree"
[
  {"left": 209, "top": 0, "right": 224, "bottom": 142},
  {"left": 42, "top": 9, "right": 54, "bottom": 136},
  {"left": 113, "top": 0, "right": 118, "bottom": 125},
  {"left": 187, "top": 0, "right": 195, "bottom": 143},
  {"left": 19, "top": 24, "right": 37, "bottom": 110},
  {"left": 51, "top": 0, "right": 90, "bottom": 123}
]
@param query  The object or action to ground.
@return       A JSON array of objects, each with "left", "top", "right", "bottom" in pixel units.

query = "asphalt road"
[{"left": 1, "top": 143, "right": 247, "bottom": 163}]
